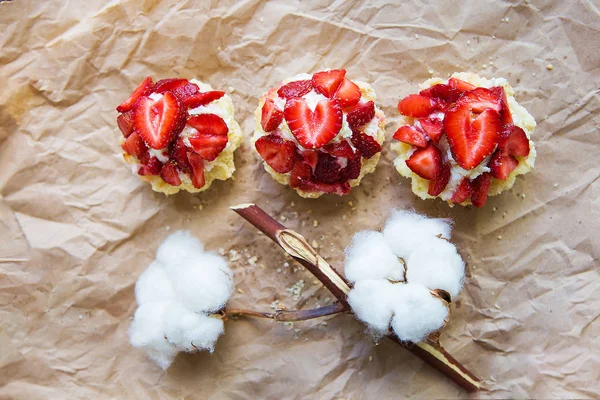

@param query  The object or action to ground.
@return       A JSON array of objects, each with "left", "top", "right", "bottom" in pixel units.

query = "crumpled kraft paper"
[{"left": 1, "top": 0, "right": 599, "bottom": 398}]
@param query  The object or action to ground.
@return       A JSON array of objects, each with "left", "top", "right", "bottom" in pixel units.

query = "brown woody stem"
[
  {"left": 232, "top": 203, "right": 482, "bottom": 393},
  {"left": 226, "top": 303, "right": 346, "bottom": 322}
]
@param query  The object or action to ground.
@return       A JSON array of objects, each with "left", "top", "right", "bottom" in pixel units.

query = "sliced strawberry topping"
[
  {"left": 346, "top": 101, "right": 375, "bottom": 130},
  {"left": 169, "top": 137, "right": 192, "bottom": 172},
  {"left": 117, "top": 77, "right": 153, "bottom": 113},
  {"left": 471, "top": 172, "right": 492, "bottom": 208},
  {"left": 498, "top": 87, "right": 513, "bottom": 126},
  {"left": 260, "top": 98, "right": 284, "bottom": 132},
  {"left": 405, "top": 144, "right": 443, "bottom": 180},
  {"left": 393, "top": 125, "right": 428, "bottom": 148},
  {"left": 419, "top": 116, "right": 444, "bottom": 143},
  {"left": 277, "top": 80, "right": 313, "bottom": 99},
  {"left": 122, "top": 131, "right": 148, "bottom": 157},
  {"left": 420, "top": 84, "right": 461, "bottom": 103},
  {"left": 300, "top": 149, "right": 319, "bottom": 171},
  {"left": 323, "top": 141, "right": 355, "bottom": 159},
  {"left": 284, "top": 98, "right": 342, "bottom": 149},
  {"left": 499, "top": 125, "right": 530, "bottom": 157},
  {"left": 444, "top": 105, "right": 500, "bottom": 170},
  {"left": 160, "top": 162, "right": 182, "bottom": 186},
  {"left": 314, "top": 152, "right": 344, "bottom": 184},
  {"left": 489, "top": 149, "right": 518, "bottom": 181},
  {"left": 183, "top": 91, "right": 225, "bottom": 108},
  {"left": 397, "top": 94, "right": 436, "bottom": 118},
  {"left": 448, "top": 78, "right": 476, "bottom": 93},
  {"left": 351, "top": 130, "right": 381, "bottom": 159},
  {"left": 133, "top": 92, "right": 186, "bottom": 149},
  {"left": 334, "top": 78, "right": 361, "bottom": 107},
  {"left": 451, "top": 178, "right": 474, "bottom": 204},
  {"left": 428, "top": 162, "right": 451, "bottom": 196},
  {"left": 255, "top": 134, "right": 297, "bottom": 173},
  {"left": 117, "top": 111, "right": 135, "bottom": 138},
  {"left": 187, "top": 114, "right": 229, "bottom": 161},
  {"left": 152, "top": 78, "right": 199, "bottom": 100},
  {"left": 458, "top": 87, "right": 502, "bottom": 113},
  {"left": 138, "top": 156, "right": 162, "bottom": 176},
  {"left": 341, "top": 157, "right": 361, "bottom": 181},
  {"left": 186, "top": 151, "right": 206, "bottom": 189},
  {"left": 290, "top": 161, "right": 312, "bottom": 189},
  {"left": 312, "top": 69, "right": 346, "bottom": 98}
]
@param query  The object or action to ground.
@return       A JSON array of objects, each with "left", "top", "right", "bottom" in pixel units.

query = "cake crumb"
[
  {"left": 467, "top": 40, "right": 471, "bottom": 45},
  {"left": 554, "top": 183, "right": 559, "bottom": 187},
  {"left": 218, "top": 248, "right": 225, "bottom": 255},
  {"left": 312, "top": 279, "right": 319, "bottom": 285},
  {"left": 313, "top": 219, "right": 319, "bottom": 227},
  {"left": 546, "top": 64, "right": 554, "bottom": 71},
  {"left": 286, "top": 280, "right": 305, "bottom": 300},
  {"left": 237, "top": 288, "right": 244, "bottom": 294},
  {"left": 312, "top": 239, "right": 319, "bottom": 248},
  {"left": 342, "top": 215, "right": 347, "bottom": 220},
  {"left": 290, "top": 201, "right": 295, "bottom": 207},
  {"left": 521, "top": 194, "right": 526, "bottom": 199},
  {"left": 368, "top": 356, "right": 374, "bottom": 362},
  {"left": 497, "top": 235, "right": 503, "bottom": 240},
  {"left": 248, "top": 255, "right": 258, "bottom": 267},
  {"left": 348, "top": 201, "right": 354, "bottom": 207},
  {"left": 307, "top": 209, "right": 312, "bottom": 214},
  {"left": 229, "top": 249, "right": 240, "bottom": 262},
  {"left": 482, "top": 64, "right": 488, "bottom": 69},
  {"left": 228, "top": 86, "right": 235, "bottom": 93}
]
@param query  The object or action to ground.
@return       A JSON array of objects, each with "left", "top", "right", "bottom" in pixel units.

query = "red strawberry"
[
  {"left": 405, "top": 144, "right": 443, "bottom": 180},
  {"left": 393, "top": 125, "right": 428, "bottom": 148},
  {"left": 341, "top": 157, "right": 361, "bottom": 181},
  {"left": 314, "top": 152, "right": 343, "bottom": 184},
  {"left": 346, "top": 101, "right": 375, "bottom": 129},
  {"left": 290, "top": 161, "right": 312, "bottom": 189},
  {"left": 419, "top": 116, "right": 444, "bottom": 143},
  {"left": 160, "top": 162, "right": 182, "bottom": 186},
  {"left": 334, "top": 78, "right": 361, "bottom": 107},
  {"left": 300, "top": 149, "right": 319, "bottom": 171},
  {"left": 499, "top": 125, "right": 530, "bottom": 157},
  {"left": 187, "top": 114, "right": 229, "bottom": 161},
  {"left": 284, "top": 98, "right": 342, "bottom": 149},
  {"left": 428, "top": 162, "right": 451, "bottom": 196},
  {"left": 138, "top": 156, "right": 162, "bottom": 176},
  {"left": 122, "top": 131, "right": 147, "bottom": 157},
  {"left": 183, "top": 91, "right": 225, "bottom": 108},
  {"left": 498, "top": 87, "right": 513, "bottom": 126},
  {"left": 117, "top": 111, "right": 135, "bottom": 138},
  {"left": 448, "top": 78, "right": 476, "bottom": 93},
  {"left": 255, "top": 134, "right": 297, "bottom": 173},
  {"left": 489, "top": 150, "right": 518, "bottom": 181},
  {"left": 261, "top": 98, "right": 284, "bottom": 132},
  {"left": 323, "top": 141, "right": 355, "bottom": 159},
  {"left": 277, "top": 80, "right": 312, "bottom": 99},
  {"left": 397, "top": 94, "right": 436, "bottom": 118},
  {"left": 458, "top": 87, "right": 502, "bottom": 113},
  {"left": 311, "top": 181, "right": 351, "bottom": 196},
  {"left": 351, "top": 130, "right": 381, "bottom": 159},
  {"left": 152, "top": 78, "right": 199, "bottom": 100},
  {"left": 444, "top": 105, "right": 500, "bottom": 170},
  {"left": 117, "top": 76, "right": 153, "bottom": 113},
  {"left": 420, "top": 84, "right": 461, "bottom": 103},
  {"left": 134, "top": 92, "right": 186, "bottom": 149},
  {"left": 471, "top": 172, "right": 492, "bottom": 208},
  {"left": 451, "top": 178, "right": 474, "bottom": 203},
  {"left": 169, "top": 137, "right": 192, "bottom": 172},
  {"left": 186, "top": 151, "right": 206, "bottom": 189},
  {"left": 312, "top": 69, "right": 346, "bottom": 98}
]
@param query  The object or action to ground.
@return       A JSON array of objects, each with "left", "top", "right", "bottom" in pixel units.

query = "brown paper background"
[{"left": 1, "top": 0, "right": 599, "bottom": 398}]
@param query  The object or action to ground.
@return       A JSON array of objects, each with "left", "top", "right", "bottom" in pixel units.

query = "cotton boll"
[
  {"left": 347, "top": 280, "right": 398, "bottom": 336},
  {"left": 163, "top": 302, "right": 225, "bottom": 352},
  {"left": 129, "top": 303, "right": 178, "bottom": 369},
  {"left": 344, "top": 231, "right": 406, "bottom": 283},
  {"left": 406, "top": 238, "right": 465, "bottom": 298},
  {"left": 390, "top": 283, "right": 448, "bottom": 343},
  {"left": 382, "top": 210, "right": 453, "bottom": 259},
  {"left": 156, "top": 230, "right": 205, "bottom": 268},
  {"left": 134, "top": 261, "right": 175, "bottom": 306}
]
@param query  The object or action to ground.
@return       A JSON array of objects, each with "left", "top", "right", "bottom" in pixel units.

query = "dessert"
[
  {"left": 392, "top": 72, "right": 536, "bottom": 207},
  {"left": 253, "top": 69, "right": 386, "bottom": 198},
  {"left": 116, "top": 77, "right": 242, "bottom": 195}
]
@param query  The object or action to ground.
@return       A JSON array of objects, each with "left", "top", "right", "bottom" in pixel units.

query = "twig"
[
  {"left": 226, "top": 303, "right": 346, "bottom": 322},
  {"left": 232, "top": 203, "right": 482, "bottom": 393}
]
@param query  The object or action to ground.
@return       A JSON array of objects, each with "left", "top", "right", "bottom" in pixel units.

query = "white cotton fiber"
[
  {"left": 347, "top": 280, "right": 397, "bottom": 336},
  {"left": 129, "top": 230, "right": 233, "bottom": 370},
  {"left": 344, "top": 231, "right": 406, "bottom": 283},
  {"left": 382, "top": 210, "right": 452, "bottom": 259},
  {"left": 406, "top": 238, "right": 465, "bottom": 299}
]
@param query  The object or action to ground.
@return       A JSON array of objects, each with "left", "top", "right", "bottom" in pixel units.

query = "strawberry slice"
[
  {"left": 284, "top": 98, "right": 342, "bottom": 149},
  {"left": 458, "top": 87, "right": 502, "bottom": 113},
  {"left": 277, "top": 80, "right": 312, "bottom": 99},
  {"left": 290, "top": 161, "right": 312, "bottom": 189},
  {"left": 255, "top": 134, "right": 297, "bottom": 173},
  {"left": 393, "top": 125, "right": 428, "bottom": 148},
  {"left": 186, "top": 151, "right": 206, "bottom": 189},
  {"left": 152, "top": 78, "right": 199, "bottom": 100},
  {"left": 117, "top": 76, "right": 153, "bottom": 113},
  {"left": 187, "top": 114, "right": 229, "bottom": 161},
  {"left": 261, "top": 98, "right": 284, "bottom": 132},
  {"left": 160, "top": 162, "right": 182, "bottom": 186},
  {"left": 471, "top": 172, "right": 492, "bottom": 208},
  {"left": 405, "top": 144, "right": 443, "bottom": 180},
  {"left": 428, "top": 162, "right": 451, "bottom": 196},
  {"left": 122, "top": 131, "right": 148, "bottom": 157},
  {"left": 397, "top": 94, "right": 436, "bottom": 118},
  {"left": 444, "top": 105, "right": 500, "bottom": 170},
  {"left": 489, "top": 149, "right": 518, "bottom": 181},
  {"left": 138, "top": 156, "right": 162, "bottom": 176},
  {"left": 420, "top": 84, "right": 461, "bottom": 103},
  {"left": 499, "top": 125, "right": 530, "bottom": 157},
  {"left": 314, "top": 152, "right": 343, "bottom": 184},
  {"left": 323, "top": 141, "right": 355, "bottom": 159},
  {"left": 351, "top": 130, "right": 381, "bottom": 159},
  {"left": 300, "top": 149, "right": 319, "bottom": 171},
  {"left": 341, "top": 157, "right": 361, "bottom": 181},
  {"left": 334, "top": 78, "right": 361, "bottom": 107},
  {"left": 183, "top": 91, "right": 225, "bottom": 108},
  {"left": 498, "top": 87, "right": 513, "bottom": 126},
  {"left": 448, "top": 78, "right": 476, "bottom": 93},
  {"left": 169, "top": 137, "right": 192, "bottom": 172},
  {"left": 419, "top": 116, "right": 444, "bottom": 143},
  {"left": 451, "top": 178, "right": 474, "bottom": 203},
  {"left": 134, "top": 92, "right": 186, "bottom": 149},
  {"left": 117, "top": 111, "right": 135, "bottom": 138},
  {"left": 346, "top": 101, "right": 375, "bottom": 130},
  {"left": 312, "top": 69, "right": 346, "bottom": 98}
]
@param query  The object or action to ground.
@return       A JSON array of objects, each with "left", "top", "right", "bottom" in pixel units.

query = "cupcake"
[
  {"left": 391, "top": 72, "right": 536, "bottom": 207},
  {"left": 116, "top": 77, "right": 242, "bottom": 195},
  {"left": 253, "top": 69, "right": 386, "bottom": 198}
]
